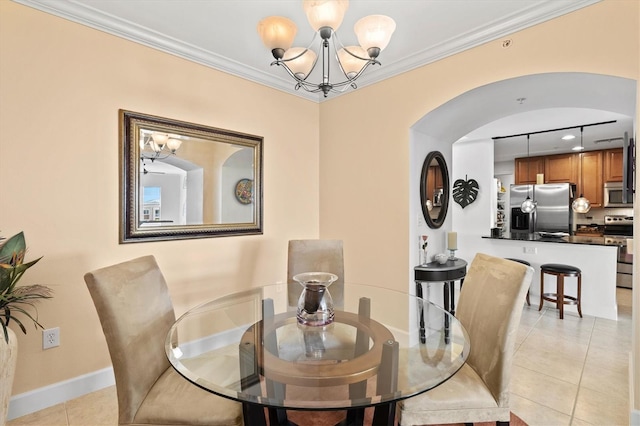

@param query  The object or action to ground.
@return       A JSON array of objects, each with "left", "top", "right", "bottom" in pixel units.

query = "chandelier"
[
  {"left": 257, "top": 0, "right": 396, "bottom": 97},
  {"left": 140, "top": 132, "right": 182, "bottom": 161},
  {"left": 521, "top": 135, "right": 536, "bottom": 213},
  {"left": 571, "top": 126, "right": 592, "bottom": 213}
]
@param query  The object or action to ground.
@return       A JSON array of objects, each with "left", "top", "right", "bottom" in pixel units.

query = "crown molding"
[{"left": 13, "top": 0, "right": 600, "bottom": 103}]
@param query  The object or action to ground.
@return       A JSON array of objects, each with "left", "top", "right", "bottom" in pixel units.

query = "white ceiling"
[{"left": 15, "top": 0, "right": 635, "bottom": 160}]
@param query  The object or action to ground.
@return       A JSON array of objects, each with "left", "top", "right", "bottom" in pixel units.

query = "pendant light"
[
  {"left": 521, "top": 134, "right": 536, "bottom": 213},
  {"left": 572, "top": 126, "right": 592, "bottom": 213}
]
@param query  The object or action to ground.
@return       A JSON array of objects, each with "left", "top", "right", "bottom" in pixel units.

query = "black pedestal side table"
[{"left": 414, "top": 258, "right": 467, "bottom": 343}]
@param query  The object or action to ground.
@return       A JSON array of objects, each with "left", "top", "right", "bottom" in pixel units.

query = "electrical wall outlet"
[
  {"left": 43, "top": 327, "right": 60, "bottom": 349},
  {"left": 523, "top": 246, "right": 537, "bottom": 254}
]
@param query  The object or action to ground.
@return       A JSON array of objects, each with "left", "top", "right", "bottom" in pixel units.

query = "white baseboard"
[
  {"left": 7, "top": 367, "right": 115, "bottom": 421},
  {"left": 6, "top": 327, "right": 243, "bottom": 421}
]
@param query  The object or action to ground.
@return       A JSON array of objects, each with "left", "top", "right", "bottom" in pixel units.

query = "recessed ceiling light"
[
  {"left": 572, "top": 145, "right": 584, "bottom": 151},
  {"left": 562, "top": 134, "right": 576, "bottom": 140}
]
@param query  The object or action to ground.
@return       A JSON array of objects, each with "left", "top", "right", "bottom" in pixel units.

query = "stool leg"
[
  {"left": 538, "top": 272, "right": 544, "bottom": 311},
  {"left": 577, "top": 273, "right": 582, "bottom": 318},
  {"left": 557, "top": 275, "right": 564, "bottom": 320}
]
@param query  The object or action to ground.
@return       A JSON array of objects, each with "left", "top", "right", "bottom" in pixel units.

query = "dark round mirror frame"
[{"left": 419, "top": 151, "right": 450, "bottom": 229}]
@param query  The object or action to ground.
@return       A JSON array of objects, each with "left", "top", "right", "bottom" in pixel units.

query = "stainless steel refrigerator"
[{"left": 510, "top": 183, "right": 572, "bottom": 234}]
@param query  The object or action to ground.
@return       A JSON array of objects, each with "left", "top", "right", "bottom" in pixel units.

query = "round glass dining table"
[{"left": 165, "top": 283, "right": 469, "bottom": 426}]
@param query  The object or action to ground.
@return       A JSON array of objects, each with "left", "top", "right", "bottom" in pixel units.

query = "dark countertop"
[
  {"left": 483, "top": 232, "right": 634, "bottom": 264},
  {"left": 482, "top": 233, "right": 617, "bottom": 246}
]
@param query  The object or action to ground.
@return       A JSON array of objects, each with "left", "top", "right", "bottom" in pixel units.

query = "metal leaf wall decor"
[{"left": 453, "top": 175, "right": 479, "bottom": 209}]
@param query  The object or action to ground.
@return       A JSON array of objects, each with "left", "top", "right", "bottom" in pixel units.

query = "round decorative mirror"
[{"left": 420, "top": 151, "right": 450, "bottom": 229}]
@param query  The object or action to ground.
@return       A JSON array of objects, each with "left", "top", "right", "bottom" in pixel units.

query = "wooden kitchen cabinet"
[
  {"left": 603, "top": 148, "right": 624, "bottom": 182},
  {"left": 545, "top": 153, "right": 579, "bottom": 184},
  {"left": 515, "top": 157, "right": 545, "bottom": 184},
  {"left": 578, "top": 151, "right": 603, "bottom": 208},
  {"left": 433, "top": 165, "right": 443, "bottom": 189}
]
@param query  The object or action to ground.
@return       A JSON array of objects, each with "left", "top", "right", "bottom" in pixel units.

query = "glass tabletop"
[{"left": 165, "top": 283, "right": 469, "bottom": 410}]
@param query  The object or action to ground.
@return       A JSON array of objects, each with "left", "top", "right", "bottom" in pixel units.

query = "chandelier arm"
[
  {"left": 337, "top": 59, "right": 379, "bottom": 85},
  {"left": 274, "top": 61, "right": 327, "bottom": 94},
  {"left": 263, "top": 19, "right": 386, "bottom": 96},
  {"left": 276, "top": 31, "right": 320, "bottom": 64},
  {"left": 141, "top": 152, "right": 173, "bottom": 161},
  {"left": 331, "top": 31, "right": 371, "bottom": 62}
]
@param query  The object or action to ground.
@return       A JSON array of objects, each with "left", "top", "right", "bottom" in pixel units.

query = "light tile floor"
[{"left": 8, "top": 288, "right": 633, "bottom": 426}]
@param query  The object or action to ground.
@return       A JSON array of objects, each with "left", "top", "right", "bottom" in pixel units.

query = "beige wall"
[
  {"left": 318, "top": 0, "right": 638, "bottom": 414},
  {"left": 0, "top": 1, "right": 320, "bottom": 394},
  {"left": 1, "top": 0, "right": 639, "bottom": 414},
  {"left": 319, "top": 0, "right": 639, "bottom": 291}
]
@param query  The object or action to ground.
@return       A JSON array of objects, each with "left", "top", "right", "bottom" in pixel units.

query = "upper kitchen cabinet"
[
  {"left": 515, "top": 157, "right": 545, "bottom": 184},
  {"left": 604, "top": 148, "right": 624, "bottom": 182},
  {"left": 545, "top": 153, "right": 579, "bottom": 184},
  {"left": 579, "top": 151, "right": 604, "bottom": 208},
  {"left": 515, "top": 148, "right": 623, "bottom": 194}
]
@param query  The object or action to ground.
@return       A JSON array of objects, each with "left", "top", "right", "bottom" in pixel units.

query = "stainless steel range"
[{"left": 604, "top": 215, "right": 633, "bottom": 289}]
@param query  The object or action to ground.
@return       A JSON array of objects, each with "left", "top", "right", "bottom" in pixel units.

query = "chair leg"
[
  {"left": 577, "top": 273, "right": 582, "bottom": 318},
  {"left": 526, "top": 290, "right": 530, "bottom": 306},
  {"left": 538, "top": 272, "right": 544, "bottom": 311},
  {"left": 557, "top": 275, "right": 564, "bottom": 320}
]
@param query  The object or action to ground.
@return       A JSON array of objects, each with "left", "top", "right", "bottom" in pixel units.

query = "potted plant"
[{"left": 0, "top": 231, "right": 52, "bottom": 422}]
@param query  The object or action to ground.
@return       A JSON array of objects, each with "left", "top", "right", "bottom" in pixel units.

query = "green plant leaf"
[
  {"left": 0, "top": 232, "right": 52, "bottom": 343},
  {"left": 0, "top": 232, "right": 26, "bottom": 265},
  {"left": 453, "top": 177, "right": 480, "bottom": 209}
]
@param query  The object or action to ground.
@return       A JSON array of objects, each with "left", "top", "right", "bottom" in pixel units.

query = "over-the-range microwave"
[{"left": 604, "top": 182, "right": 633, "bottom": 207}]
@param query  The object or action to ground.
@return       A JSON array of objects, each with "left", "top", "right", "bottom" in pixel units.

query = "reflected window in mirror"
[
  {"left": 120, "top": 110, "right": 263, "bottom": 243},
  {"left": 420, "top": 151, "right": 450, "bottom": 229}
]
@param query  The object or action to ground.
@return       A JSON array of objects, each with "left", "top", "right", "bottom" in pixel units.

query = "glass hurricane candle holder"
[{"left": 294, "top": 272, "right": 338, "bottom": 327}]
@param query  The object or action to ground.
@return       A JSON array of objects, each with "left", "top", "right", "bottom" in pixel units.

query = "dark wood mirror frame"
[
  {"left": 420, "top": 151, "right": 450, "bottom": 229},
  {"left": 119, "top": 110, "right": 263, "bottom": 243}
]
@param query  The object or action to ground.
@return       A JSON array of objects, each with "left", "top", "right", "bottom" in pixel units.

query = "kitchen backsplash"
[{"left": 574, "top": 207, "right": 634, "bottom": 226}]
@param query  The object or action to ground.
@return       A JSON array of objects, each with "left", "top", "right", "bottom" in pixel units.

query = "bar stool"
[
  {"left": 539, "top": 263, "right": 582, "bottom": 319},
  {"left": 505, "top": 258, "right": 531, "bottom": 306}
]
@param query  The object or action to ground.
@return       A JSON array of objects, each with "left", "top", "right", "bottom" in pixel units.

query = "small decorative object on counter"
[
  {"left": 447, "top": 232, "right": 458, "bottom": 260},
  {"left": 420, "top": 235, "right": 429, "bottom": 265},
  {"left": 435, "top": 253, "right": 448, "bottom": 264},
  {"left": 294, "top": 272, "right": 337, "bottom": 327}
]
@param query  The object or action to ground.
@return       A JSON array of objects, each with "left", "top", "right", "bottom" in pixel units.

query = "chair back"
[
  {"left": 84, "top": 255, "right": 175, "bottom": 424},
  {"left": 287, "top": 239, "right": 344, "bottom": 307},
  {"left": 455, "top": 253, "right": 532, "bottom": 406}
]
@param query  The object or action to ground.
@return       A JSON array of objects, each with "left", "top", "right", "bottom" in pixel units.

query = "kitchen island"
[{"left": 458, "top": 233, "right": 619, "bottom": 320}]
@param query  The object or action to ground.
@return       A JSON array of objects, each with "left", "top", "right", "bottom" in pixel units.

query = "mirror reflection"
[
  {"left": 420, "top": 151, "right": 449, "bottom": 229},
  {"left": 120, "top": 110, "right": 263, "bottom": 243}
]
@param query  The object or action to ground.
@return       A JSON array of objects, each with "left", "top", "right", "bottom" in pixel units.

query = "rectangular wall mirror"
[{"left": 119, "top": 110, "right": 263, "bottom": 243}]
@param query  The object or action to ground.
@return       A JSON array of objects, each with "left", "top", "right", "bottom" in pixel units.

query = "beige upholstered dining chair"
[
  {"left": 84, "top": 255, "right": 243, "bottom": 426},
  {"left": 287, "top": 239, "right": 345, "bottom": 308},
  {"left": 399, "top": 253, "right": 533, "bottom": 426}
]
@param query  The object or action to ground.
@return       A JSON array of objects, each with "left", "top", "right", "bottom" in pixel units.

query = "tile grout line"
[
  {"left": 568, "top": 314, "right": 596, "bottom": 425},
  {"left": 64, "top": 400, "right": 70, "bottom": 426}
]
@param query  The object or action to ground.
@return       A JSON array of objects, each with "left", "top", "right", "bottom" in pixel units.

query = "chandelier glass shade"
[
  {"left": 521, "top": 134, "right": 537, "bottom": 213},
  {"left": 572, "top": 126, "right": 591, "bottom": 213},
  {"left": 572, "top": 196, "right": 591, "bottom": 213},
  {"left": 521, "top": 197, "right": 536, "bottom": 213},
  {"left": 140, "top": 132, "right": 182, "bottom": 161},
  {"left": 257, "top": 0, "right": 396, "bottom": 97}
]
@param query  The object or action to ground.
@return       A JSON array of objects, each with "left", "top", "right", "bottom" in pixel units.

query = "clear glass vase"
[
  {"left": 294, "top": 272, "right": 338, "bottom": 327},
  {"left": 422, "top": 248, "right": 429, "bottom": 266}
]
